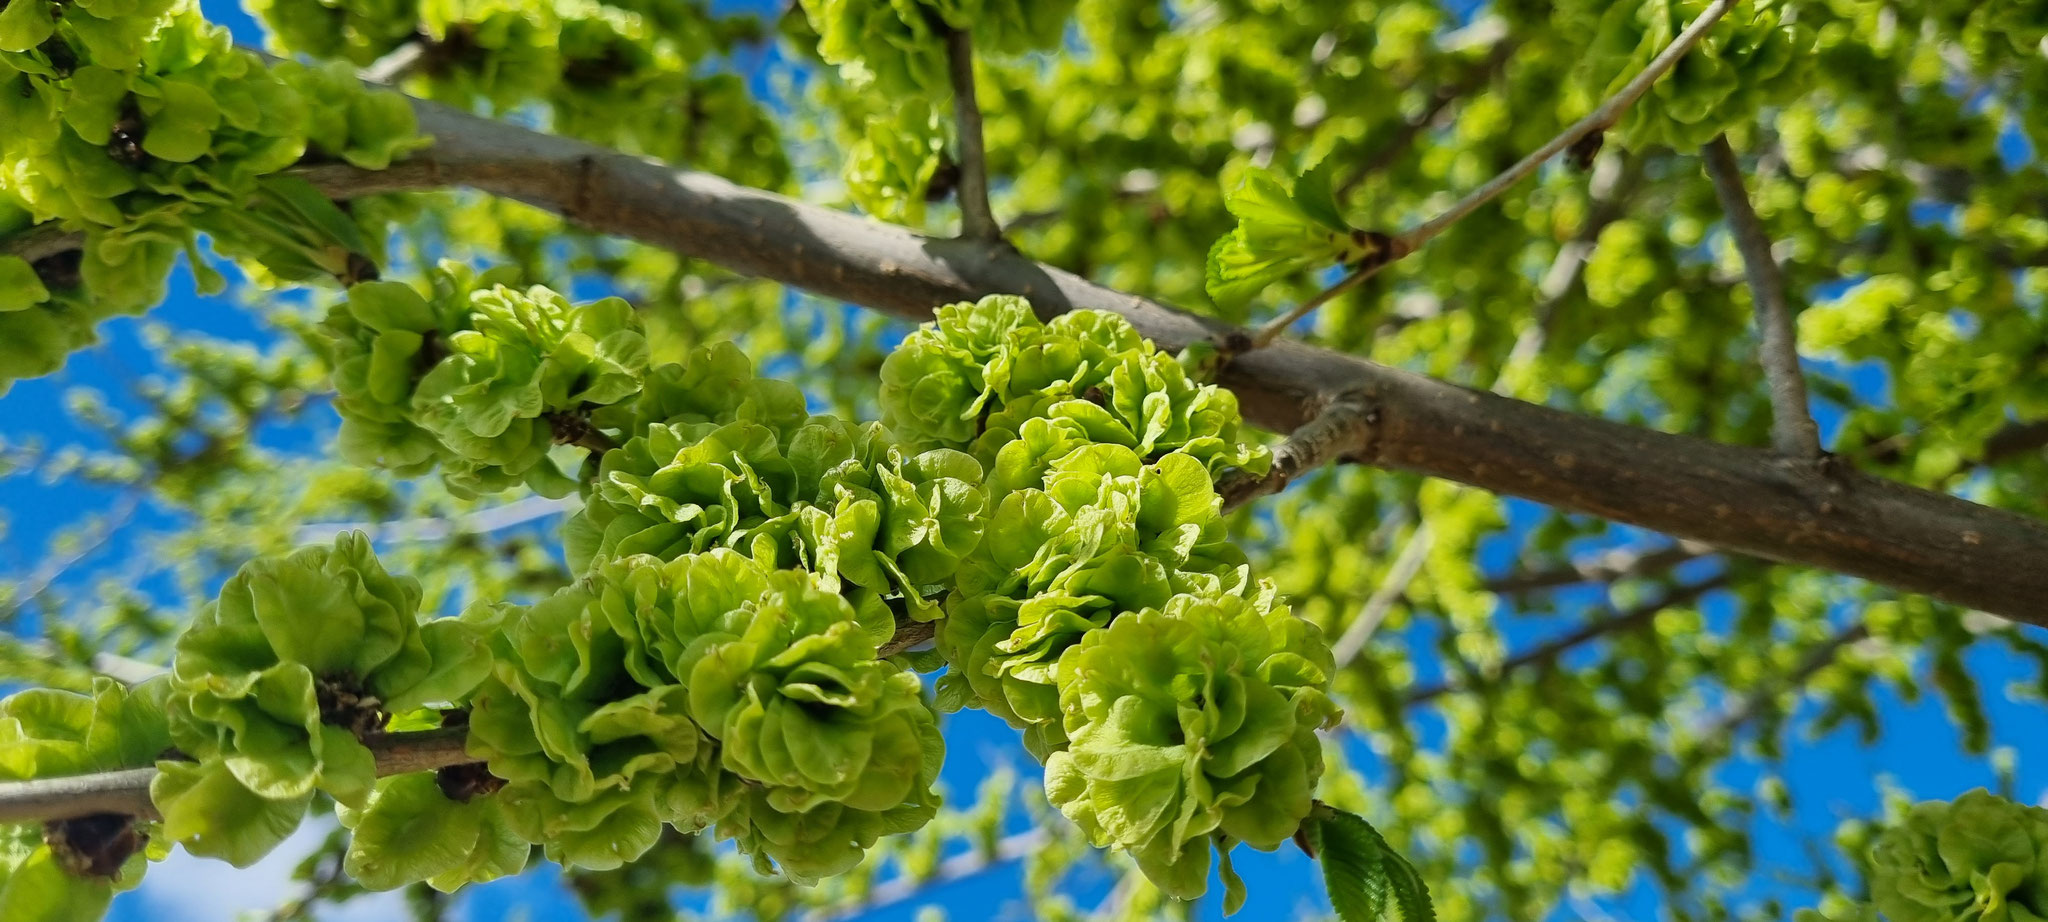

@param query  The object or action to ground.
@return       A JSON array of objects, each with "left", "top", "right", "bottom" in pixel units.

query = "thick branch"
[
  {"left": 944, "top": 28, "right": 999, "bottom": 241},
  {"left": 0, "top": 728, "right": 473, "bottom": 824},
  {"left": 1701, "top": 135, "right": 1823, "bottom": 461},
  {"left": 8, "top": 92, "right": 2048, "bottom": 626}
]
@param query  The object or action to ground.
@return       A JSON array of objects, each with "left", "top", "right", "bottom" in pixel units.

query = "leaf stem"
[
  {"left": 1250, "top": 0, "right": 1737, "bottom": 348},
  {"left": 1701, "top": 133, "right": 1824, "bottom": 462},
  {"left": 944, "top": 27, "right": 1001, "bottom": 241}
]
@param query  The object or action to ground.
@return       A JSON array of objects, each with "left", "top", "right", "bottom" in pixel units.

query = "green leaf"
[
  {"left": 341, "top": 772, "right": 491, "bottom": 891},
  {"left": 1314, "top": 805, "right": 1435, "bottom": 922},
  {"left": 1204, "top": 165, "right": 1384, "bottom": 309},
  {"left": 152, "top": 759, "right": 310, "bottom": 868},
  {"left": 0, "top": 0, "right": 57, "bottom": 52}
]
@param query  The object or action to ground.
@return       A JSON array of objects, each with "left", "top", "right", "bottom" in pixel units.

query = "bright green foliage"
[
  {"left": 0, "top": 0, "right": 420, "bottom": 393},
  {"left": 320, "top": 262, "right": 649, "bottom": 498},
  {"left": 1306, "top": 805, "right": 1436, "bottom": 922},
  {"left": 879, "top": 295, "right": 1272, "bottom": 478},
  {"left": 938, "top": 440, "right": 1250, "bottom": 755},
  {"left": 873, "top": 293, "right": 1320, "bottom": 901},
  {"left": 464, "top": 586, "right": 734, "bottom": 871},
  {"left": 588, "top": 341, "right": 807, "bottom": 438},
  {"left": 0, "top": 679, "right": 173, "bottom": 919},
  {"left": 466, "top": 548, "right": 946, "bottom": 881},
  {"left": 798, "top": 0, "right": 1078, "bottom": 94},
  {"left": 1858, "top": 788, "right": 2048, "bottom": 922},
  {"left": 844, "top": 99, "right": 952, "bottom": 226},
  {"left": 595, "top": 550, "right": 944, "bottom": 880},
  {"left": 162, "top": 531, "right": 489, "bottom": 854},
  {"left": 1565, "top": 0, "right": 1812, "bottom": 151},
  {"left": 571, "top": 360, "right": 987, "bottom": 619},
  {"left": 0, "top": 678, "right": 170, "bottom": 781},
  {"left": 337, "top": 770, "right": 529, "bottom": 892},
  {"left": 248, "top": 0, "right": 786, "bottom": 180},
  {"left": 1205, "top": 162, "right": 1387, "bottom": 309},
  {"left": 6, "top": 0, "right": 2040, "bottom": 917},
  {"left": 1044, "top": 593, "right": 1340, "bottom": 899},
  {"left": 0, "top": 255, "right": 49, "bottom": 312}
]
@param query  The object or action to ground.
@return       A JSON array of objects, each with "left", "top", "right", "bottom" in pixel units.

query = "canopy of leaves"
[{"left": 1, "top": 0, "right": 2046, "bottom": 921}]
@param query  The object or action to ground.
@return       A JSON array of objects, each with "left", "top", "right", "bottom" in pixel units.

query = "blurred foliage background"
[{"left": 6, "top": 0, "right": 2048, "bottom": 920}]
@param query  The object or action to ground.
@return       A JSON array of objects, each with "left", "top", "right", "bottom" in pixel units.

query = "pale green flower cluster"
[{"left": 0, "top": 0, "right": 422, "bottom": 394}]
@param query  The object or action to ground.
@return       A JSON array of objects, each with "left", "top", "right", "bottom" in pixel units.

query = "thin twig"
[
  {"left": 361, "top": 40, "right": 428, "bottom": 84},
  {"left": 1404, "top": 573, "right": 1732, "bottom": 706},
  {"left": 292, "top": 494, "right": 574, "bottom": 545},
  {"left": 1704, "top": 622, "right": 1870, "bottom": 738},
  {"left": 1701, "top": 134, "right": 1823, "bottom": 461},
  {"left": 1250, "top": 0, "right": 1737, "bottom": 347},
  {"left": 1489, "top": 154, "right": 1644, "bottom": 397},
  {"left": 1338, "top": 38, "right": 1519, "bottom": 200},
  {"left": 1404, "top": 0, "right": 1733, "bottom": 246},
  {"left": 1215, "top": 394, "right": 1377, "bottom": 510},
  {"left": 809, "top": 829, "right": 1049, "bottom": 922},
  {"left": 1330, "top": 522, "right": 1435, "bottom": 667},
  {"left": 0, "top": 728, "right": 473, "bottom": 824},
  {"left": 0, "top": 492, "right": 141, "bottom": 622},
  {"left": 1483, "top": 542, "right": 1711, "bottom": 595},
  {"left": 944, "top": 27, "right": 1000, "bottom": 241}
]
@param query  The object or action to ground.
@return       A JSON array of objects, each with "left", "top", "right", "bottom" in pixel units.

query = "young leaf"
[
  {"left": 1204, "top": 163, "right": 1387, "bottom": 309},
  {"left": 1312, "top": 804, "right": 1436, "bottom": 922}
]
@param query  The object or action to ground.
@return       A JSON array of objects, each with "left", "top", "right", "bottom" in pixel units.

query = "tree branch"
[
  {"left": 1483, "top": 542, "right": 1711, "bottom": 595},
  {"left": 1331, "top": 522, "right": 1435, "bottom": 666},
  {"left": 1705, "top": 622, "right": 1870, "bottom": 738},
  {"left": 1249, "top": 0, "right": 1737, "bottom": 346},
  {"left": 1404, "top": 574, "right": 1733, "bottom": 706},
  {"left": 7, "top": 86, "right": 2048, "bottom": 626},
  {"left": 0, "top": 728, "right": 473, "bottom": 824},
  {"left": 1701, "top": 134, "right": 1823, "bottom": 461},
  {"left": 879, "top": 617, "right": 935, "bottom": 658},
  {"left": 808, "top": 829, "right": 1049, "bottom": 922},
  {"left": 292, "top": 494, "right": 574, "bottom": 545},
  {"left": 944, "top": 27, "right": 1000, "bottom": 241},
  {"left": 1216, "top": 394, "right": 1375, "bottom": 510},
  {"left": 1338, "top": 38, "right": 1518, "bottom": 200}
]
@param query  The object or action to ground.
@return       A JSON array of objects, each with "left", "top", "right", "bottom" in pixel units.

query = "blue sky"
[{"left": 4, "top": 1, "right": 2044, "bottom": 920}]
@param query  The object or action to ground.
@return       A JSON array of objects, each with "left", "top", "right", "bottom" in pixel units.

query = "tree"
[{"left": 0, "top": 0, "right": 2044, "bottom": 920}]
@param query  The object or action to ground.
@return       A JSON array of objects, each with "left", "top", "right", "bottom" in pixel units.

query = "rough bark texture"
[{"left": 13, "top": 99, "right": 2048, "bottom": 626}]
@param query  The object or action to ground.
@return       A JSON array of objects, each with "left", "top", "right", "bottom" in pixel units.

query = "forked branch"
[
  {"left": 1250, "top": 0, "right": 1738, "bottom": 346},
  {"left": 1217, "top": 394, "right": 1377, "bottom": 511},
  {"left": 1701, "top": 134, "right": 1824, "bottom": 462},
  {"left": 7, "top": 57, "right": 2048, "bottom": 623}
]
